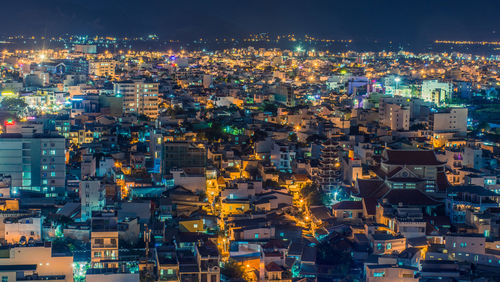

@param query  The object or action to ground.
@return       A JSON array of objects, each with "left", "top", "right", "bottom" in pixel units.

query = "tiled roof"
[
  {"left": 383, "top": 189, "right": 441, "bottom": 206},
  {"left": 363, "top": 198, "right": 378, "bottom": 216},
  {"left": 356, "top": 179, "right": 388, "bottom": 198},
  {"left": 332, "top": 201, "right": 363, "bottom": 210},
  {"left": 265, "top": 261, "right": 283, "bottom": 272},
  {"left": 383, "top": 150, "right": 445, "bottom": 166}
]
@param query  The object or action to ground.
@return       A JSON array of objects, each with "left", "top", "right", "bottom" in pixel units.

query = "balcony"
[{"left": 93, "top": 243, "right": 118, "bottom": 249}]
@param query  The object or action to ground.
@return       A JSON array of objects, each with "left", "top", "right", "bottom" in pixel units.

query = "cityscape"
[{"left": 1, "top": 1, "right": 500, "bottom": 282}]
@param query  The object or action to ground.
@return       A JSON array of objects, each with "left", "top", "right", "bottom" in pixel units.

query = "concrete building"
[
  {"left": 91, "top": 211, "right": 119, "bottom": 268},
  {"left": 4, "top": 214, "right": 42, "bottom": 244},
  {"left": 421, "top": 80, "right": 452, "bottom": 105},
  {"left": 271, "top": 83, "right": 295, "bottom": 107},
  {"left": 0, "top": 133, "right": 66, "bottom": 197},
  {"left": 163, "top": 142, "right": 207, "bottom": 174},
  {"left": 74, "top": 44, "right": 97, "bottom": 54},
  {"left": 89, "top": 59, "right": 116, "bottom": 77},
  {"left": 80, "top": 180, "right": 105, "bottom": 222},
  {"left": 114, "top": 80, "right": 159, "bottom": 118},
  {"left": 0, "top": 244, "right": 74, "bottom": 282},
  {"left": 380, "top": 103, "right": 410, "bottom": 131},
  {"left": 431, "top": 108, "right": 468, "bottom": 135}
]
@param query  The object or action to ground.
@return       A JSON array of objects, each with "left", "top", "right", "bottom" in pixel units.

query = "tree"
[
  {"left": 0, "top": 97, "right": 27, "bottom": 112},
  {"left": 250, "top": 129, "right": 268, "bottom": 144},
  {"left": 409, "top": 123, "right": 427, "bottom": 131},
  {"left": 261, "top": 102, "right": 278, "bottom": 115},
  {"left": 220, "top": 259, "right": 247, "bottom": 281},
  {"left": 288, "top": 132, "right": 298, "bottom": 142},
  {"left": 301, "top": 183, "right": 324, "bottom": 206}
]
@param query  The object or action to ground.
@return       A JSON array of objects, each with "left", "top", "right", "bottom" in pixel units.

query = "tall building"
[
  {"left": 318, "top": 140, "right": 342, "bottom": 202},
  {"left": 80, "top": 180, "right": 105, "bottom": 222},
  {"left": 421, "top": 80, "right": 452, "bottom": 105},
  {"left": 114, "top": 80, "right": 159, "bottom": 118},
  {"left": 380, "top": 104, "right": 410, "bottom": 131},
  {"left": 89, "top": 59, "right": 116, "bottom": 77},
  {"left": 431, "top": 108, "right": 468, "bottom": 135},
  {"left": 74, "top": 44, "right": 97, "bottom": 54},
  {"left": 0, "top": 132, "right": 66, "bottom": 197},
  {"left": 272, "top": 83, "right": 296, "bottom": 107},
  {"left": 163, "top": 142, "right": 206, "bottom": 174},
  {"left": 91, "top": 211, "right": 119, "bottom": 268}
]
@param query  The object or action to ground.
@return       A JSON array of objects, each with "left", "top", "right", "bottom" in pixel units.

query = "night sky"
[{"left": 1, "top": 0, "right": 499, "bottom": 42}]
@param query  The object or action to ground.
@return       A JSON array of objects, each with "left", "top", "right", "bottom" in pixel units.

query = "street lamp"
[{"left": 394, "top": 77, "right": 401, "bottom": 95}]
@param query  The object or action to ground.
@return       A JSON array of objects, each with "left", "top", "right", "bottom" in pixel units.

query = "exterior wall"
[
  {"left": 422, "top": 80, "right": 452, "bottom": 104},
  {"left": 4, "top": 217, "right": 42, "bottom": 244},
  {"left": 115, "top": 80, "right": 159, "bottom": 118},
  {"left": 372, "top": 238, "right": 407, "bottom": 255},
  {"left": 0, "top": 136, "right": 65, "bottom": 196},
  {"left": 432, "top": 108, "right": 467, "bottom": 134},
  {"left": 366, "top": 266, "right": 417, "bottom": 282},
  {"left": 221, "top": 202, "right": 250, "bottom": 216},
  {"left": 89, "top": 60, "right": 116, "bottom": 77},
  {"left": 0, "top": 246, "right": 73, "bottom": 282},
  {"left": 91, "top": 231, "right": 119, "bottom": 267},
  {"left": 80, "top": 180, "right": 105, "bottom": 221},
  {"left": 86, "top": 273, "right": 140, "bottom": 282},
  {"left": 445, "top": 235, "right": 485, "bottom": 255}
]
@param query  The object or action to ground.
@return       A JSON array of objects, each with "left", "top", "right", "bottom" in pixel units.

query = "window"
[
  {"left": 50, "top": 150, "right": 56, "bottom": 155},
  {"left": 377, "top": 243, "right": 383, "bottom": 250},
  {"left": 42, "top": 165, "right": 48, "bottom": 170},
  {"left": 373, "top": 272, "right": 385, "bottom": 277},
  {"left": 167, "top": 269, "right": 173, "bottom": 275},
  {"left": 254, "top": 233, "right": 259, "bottom": 239},
  {"left": 387, "top": 243, "right": 392, "bottom": 250},
  {"left": 193, "top": 224, "right": 198, "bottom": 229},
  {"left": 94, "top": 252, "right": 101, "bottom": 258},
  {"left": 51, "top": 172, "right": 56, "bottom": 177}
]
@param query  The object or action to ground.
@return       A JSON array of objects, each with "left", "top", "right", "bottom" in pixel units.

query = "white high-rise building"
[
  {"left": 421, "top": 80, "right": 452, "bottom": 105},
  {"left": 114, "top": 80, "right": 159, "bottom": 118}
]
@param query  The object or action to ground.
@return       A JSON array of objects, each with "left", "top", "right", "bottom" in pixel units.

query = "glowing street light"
[{"left": 394, "top": 77, "right": 401, "bottom": 95}]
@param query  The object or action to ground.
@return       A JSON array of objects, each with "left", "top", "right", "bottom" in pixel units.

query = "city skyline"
[{"left": 1, "top": 0, "right": 499, "bottom": 42}]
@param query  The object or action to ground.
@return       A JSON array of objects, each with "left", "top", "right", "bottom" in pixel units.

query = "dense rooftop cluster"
[{"left": 0, "top": 44, "right": 499, "bottom": 281}]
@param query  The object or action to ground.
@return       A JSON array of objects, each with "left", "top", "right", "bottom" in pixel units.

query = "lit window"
[{"left": 373, "top": 272, "right": 385, "bottom": 277}]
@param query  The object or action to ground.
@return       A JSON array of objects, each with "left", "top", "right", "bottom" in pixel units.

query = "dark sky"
[{"left": 1, "top": 0, "right": 499, "bottom": 42}]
